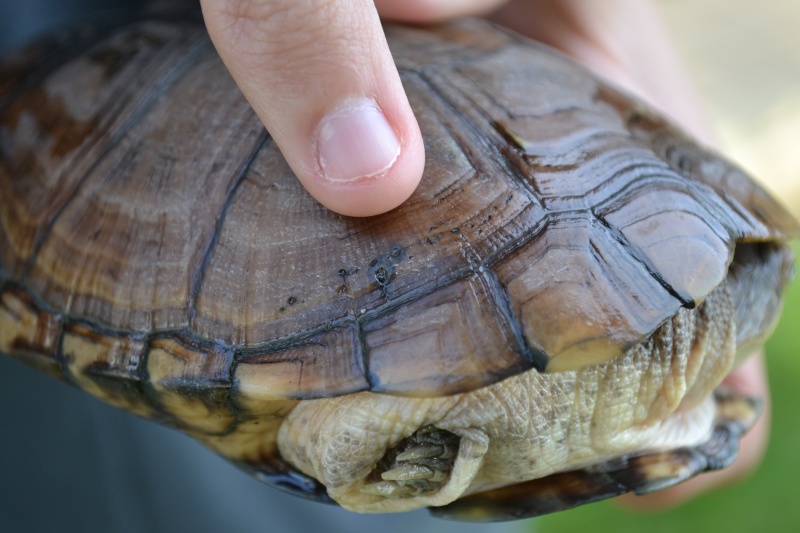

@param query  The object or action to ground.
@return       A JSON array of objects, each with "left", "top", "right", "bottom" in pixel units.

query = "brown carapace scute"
[{"left": 0, "top": 4, "right": 797, "bottom": 522}]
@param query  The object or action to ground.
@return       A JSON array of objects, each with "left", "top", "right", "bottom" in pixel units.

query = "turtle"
[{"left": 0, "top": 4, "right": 797, "bottom": 523}]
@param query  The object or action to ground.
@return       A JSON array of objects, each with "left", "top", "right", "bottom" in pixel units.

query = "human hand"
[
  {"left": 199, "top": 0, "right": 508, "bottom": 216},
  {"left": 201, "top": 0, "right": 768, "bottom": 502}
]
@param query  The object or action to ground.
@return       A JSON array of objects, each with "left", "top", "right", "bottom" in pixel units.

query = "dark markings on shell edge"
[
  {"left": 140, "top": 329, "right": 240, "bottom": 434},
  {"left": 0, "top": 283, "right": 63, "bottom": 377},
  {"left": 19, "top": 38, "right": 213, "bottom": 284},
  {"left": 237, "top": 458, "right": 333, "bottom": 504},
  {"left": 187, "top": 131, "right": 270, "bottom": 324}
]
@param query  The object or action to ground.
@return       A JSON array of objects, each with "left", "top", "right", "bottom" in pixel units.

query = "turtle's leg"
[
  {"left": 430, "top": 388, "right": 762, "bottom": 522},
  {"left": 360, "top": 426, "right": 460, "bottom": 497},
  {"left": 276, "top": 392, "right": 490, "bottom": 513}
]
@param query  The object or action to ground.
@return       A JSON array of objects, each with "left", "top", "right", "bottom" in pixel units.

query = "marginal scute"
[
  {"left": 700, "top": 161, "right": 800, "bottom": 240},
  {"left": 493, "top": 216, "right": 679, "bottom": 371},
  {"left": 232, "top": 326, "right": 367, "bottom": 404},
  {"left": 146, "top": 335, "right": 234, "bottom": 433},
  {"left": 0, "top": 286, "right": 61, "bottom": 376},
  {"left": 201, "top": 404, "right": 297, "bottom": 461},
  {"left": 364, "top": 275, "right": 528, "bottom": 396},
  {"left": 61, "top": 323, "right": 155, "bottom": 418}
]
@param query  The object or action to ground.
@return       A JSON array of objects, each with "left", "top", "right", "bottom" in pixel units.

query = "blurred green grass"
[{"left": 533, "top": 242, "right": 800, "bottom": 533}]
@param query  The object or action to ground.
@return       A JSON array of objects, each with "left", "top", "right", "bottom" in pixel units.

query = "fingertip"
[
  {"left": 304, "top": 100, "right": 425, "bottom": 217},
  {"left": 201, "top": 0, "right": 425, "bottom": 218}
]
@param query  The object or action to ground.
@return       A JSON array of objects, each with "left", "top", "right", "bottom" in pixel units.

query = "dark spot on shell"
[
  {"left": 369, "top": 261, "right": 395, "bottom": 288},
  {"left": 337, "top": 269, "right": 350, "bottom": 294},
  {"left": 287, "top": 296, "right": 297, "bottom": 305},
  {"left": 374, "top": 267, "right": 390, "bottom": 286},
  {"left": 451, "top": 227, "right": 460, "bottom": 233},
  {"left": 369, "top": 259, "right": 378, "bottom": 267},
  {"left": 389, "top": 245, "right": 403, "bottom": 259},
  {"left": 279, "top": 306, "right": 286, "bottom": 313}
]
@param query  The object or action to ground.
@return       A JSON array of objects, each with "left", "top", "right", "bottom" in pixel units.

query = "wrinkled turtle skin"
[{"left": 0, "top": 4, "right": 798, "bottom": 522}]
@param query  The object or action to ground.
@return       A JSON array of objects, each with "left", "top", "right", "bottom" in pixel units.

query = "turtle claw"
[
  {"left": 396, "top": 443, "right": 445, "bottom": 462},
  {"left": 362, "top": 426, "right": 460, "bottom": 499},
  {"left": 381, "top": 463, "right": 438, "bottom": 481},
  {"left": 359, "top": 481, "right": 419, "bottom": 497}
]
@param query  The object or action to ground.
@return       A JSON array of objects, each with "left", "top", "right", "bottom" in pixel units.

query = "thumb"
[{"left": 200, "top": 0, "right": 424, "bottom": 216}]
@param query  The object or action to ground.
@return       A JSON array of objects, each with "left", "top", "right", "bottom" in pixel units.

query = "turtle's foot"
[
  {"left": 361, "top": 426, "right": 460, "bottom": 498},
  {"left": 278, "top": 395, "right": 488, "bottom": 512}
]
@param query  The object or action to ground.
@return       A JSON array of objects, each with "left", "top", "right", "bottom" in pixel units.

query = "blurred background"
[
  {"left": 1, "top": 0, "right": 798, "bottom": 532},
  {"left": 663, "top": 0, "right": 800, "bottom": 222}
]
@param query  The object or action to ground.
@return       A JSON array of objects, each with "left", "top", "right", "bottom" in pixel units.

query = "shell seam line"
[
  {"left": 591, "top": 211, "right": 693, "bottom": 307},
  {"left": 20, "top": 37, "right": 212, "bottom": 282},
  {"left": 186, "top": 131, "right": 270, "bottom": 325},
  {"left": 479, "top": 267, "right": 547, "bottom": 371},
  {"left": 416, "top": 70, "right": 544, "bottom": 207}
]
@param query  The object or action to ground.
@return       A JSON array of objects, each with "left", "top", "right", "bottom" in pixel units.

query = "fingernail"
[{"left": 315, "top": 98, "right": 400, "bottom": 183}]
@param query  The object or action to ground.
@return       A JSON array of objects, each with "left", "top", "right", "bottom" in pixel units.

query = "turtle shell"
[{"left": 0, "top": 7, "right": 797, "bottom": 508}]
